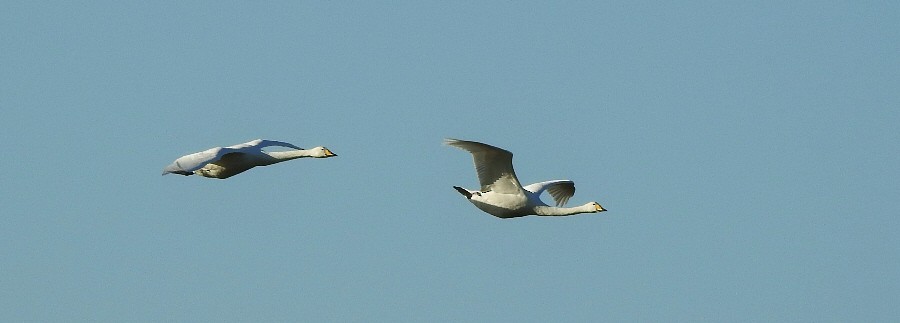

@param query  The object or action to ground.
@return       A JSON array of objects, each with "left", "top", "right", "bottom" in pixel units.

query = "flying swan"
[
  {"left": 162, "top": 139, "right": 337, "bottom": 179},
  {"left": 446, "top": 138, "right": 606, "bottom": 218}
]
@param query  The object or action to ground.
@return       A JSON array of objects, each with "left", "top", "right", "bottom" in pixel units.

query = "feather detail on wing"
[
  {"left": 162, "top": 147, "right": 235, "bottom": 175},
  {"left": 227, "top": 139, "right": 303, "bottom": 150},
  {"left": 445, "top": 138, "right": 523, "bottom": 194},
  {"left": 522, "top": 180, "right": 576, "bottom": 207}
]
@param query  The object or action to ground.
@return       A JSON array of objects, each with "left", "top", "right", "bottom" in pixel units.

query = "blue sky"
[{"left": 2, "top": 1, "right": 898, "bottom": 321}]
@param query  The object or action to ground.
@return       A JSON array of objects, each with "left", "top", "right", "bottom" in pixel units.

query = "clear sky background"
[{"left": 2, "top": 1, "right": 898, "bottom": 322}]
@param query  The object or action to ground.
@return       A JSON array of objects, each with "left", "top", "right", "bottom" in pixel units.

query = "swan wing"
[
  {"left": 162, "top": 146, "right": 239, "bottom": 175},
  {"left": 227, "top": 139, "right": 303, "bottom": 151},
  {"left": 523, "top": 180, "right": 576, "bottom": 207},
  {"left": 445, "top": 138, "right": 523, "bottom": 194}
]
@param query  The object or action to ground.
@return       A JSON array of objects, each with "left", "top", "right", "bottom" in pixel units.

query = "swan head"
[
  {"left": 590, "top": 202, "right": 607, "bottom": 212},
  {"left": 310, "top": 146, "right": 338, "bottom": 158}
]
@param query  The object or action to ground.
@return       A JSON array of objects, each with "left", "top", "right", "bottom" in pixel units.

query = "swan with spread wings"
[
  {"left": 162, "top": 139, "right": 336, "bottom": 179},
  {"left": 446, "top": 138, "right": 606, "bottom": 218}
]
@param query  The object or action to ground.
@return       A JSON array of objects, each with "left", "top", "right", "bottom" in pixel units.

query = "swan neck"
[
  {"left": 533, "top": 203, "right": 595, "bottom": 216},
  {"left": 266, "top": 149, "right": 315, "bottom": 161}
]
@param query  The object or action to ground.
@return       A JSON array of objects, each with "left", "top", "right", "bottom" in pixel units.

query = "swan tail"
[{"left": 453, "top": 186, "right": 473, "bottom": 199}]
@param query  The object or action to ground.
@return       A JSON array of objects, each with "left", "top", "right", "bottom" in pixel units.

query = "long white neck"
[
  {"left": 265, "top": 149, "right": 319, "bottom": 161},
  {"left": 533, "top": 203, "right": 598, "bottom": 216}
]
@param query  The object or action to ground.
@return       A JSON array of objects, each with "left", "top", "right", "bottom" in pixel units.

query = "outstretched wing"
[
  {"left": 522, "top": 180, "right": 576, "bottom": 207},
  {"left": 227, "top": 139, "right": 303, "bottom": 151},
  {"left": 162, "top": 146, "right": 235, "bottom": 175},
  {"left": 445, "top": 138, "right": 523, "bottom": 194}
]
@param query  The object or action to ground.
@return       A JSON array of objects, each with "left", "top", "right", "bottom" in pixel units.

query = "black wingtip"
[{"left": 453, "top": 186, "right": 472, "bottom": 199}]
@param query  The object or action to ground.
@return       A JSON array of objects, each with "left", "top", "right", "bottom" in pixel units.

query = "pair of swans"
[{"left": 162, "top": 138, "right": 606, "bottom": 218}]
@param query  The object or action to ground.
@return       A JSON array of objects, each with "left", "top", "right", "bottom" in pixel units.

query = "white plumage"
[
  {"left": 446, "top": 138, "right": 606, "bottom": 218},
  {"left": 162, "top": 139, "right": 336, "bottom": 179}
]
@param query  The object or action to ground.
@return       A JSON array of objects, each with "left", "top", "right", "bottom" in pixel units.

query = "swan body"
[
  {"left": 162, "top": 139, "right": 337, "bottom": 179},
  {"left": 446, "top": 138, "right": 606, "bottom": 218}
]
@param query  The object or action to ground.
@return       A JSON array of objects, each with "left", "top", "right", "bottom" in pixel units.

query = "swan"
[
  {"left": 162, "top": 139, "right": 337, "bottom": 179},
  {"left": 446, "top": 138, "right": 606, "bottom": 218}
]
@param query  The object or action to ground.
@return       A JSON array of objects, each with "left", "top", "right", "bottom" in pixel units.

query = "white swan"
[
  {"left": 446, "top": 138, "right": 606, "bottom": 218},
  {"left": 162, "top": 139, "right": 337, "bottom": 179}
]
